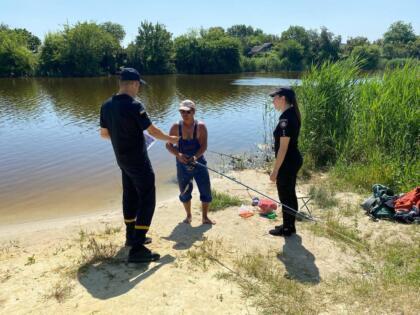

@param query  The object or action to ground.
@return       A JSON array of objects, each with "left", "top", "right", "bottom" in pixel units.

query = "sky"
[{"left": 1, "top": 0, "right": 419, "bottom": 46}]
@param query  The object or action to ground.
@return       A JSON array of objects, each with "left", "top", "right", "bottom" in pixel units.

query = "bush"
[{"left": 0, "top": 30, "right": 36, "bottom": 76}]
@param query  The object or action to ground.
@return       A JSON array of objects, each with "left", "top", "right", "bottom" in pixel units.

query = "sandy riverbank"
[{"left": 0, "top": 169, "right": 418, "bottom": 315}]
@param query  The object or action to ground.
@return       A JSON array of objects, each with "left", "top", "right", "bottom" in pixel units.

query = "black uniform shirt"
[
  {"left": 100, "top": 94, "right": 152, "bottom": 167},
  {"left": 273, "top": 106, "right": 301, "bottom": 161}
]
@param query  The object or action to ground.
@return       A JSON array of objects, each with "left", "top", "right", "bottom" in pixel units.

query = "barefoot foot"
[
  {"left": 202, "top": 217, "right": 215, "bottom": 225},
  {"left": 183, "top": 216, "right": 192, "bottom": 224}
]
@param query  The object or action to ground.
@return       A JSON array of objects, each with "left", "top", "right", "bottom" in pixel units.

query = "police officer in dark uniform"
[
  {"left": 268, "top": 87, "right": 303, "bottom": 237},
  {"left": 100, "top": 68, "right": 179, "bottom": 262}
]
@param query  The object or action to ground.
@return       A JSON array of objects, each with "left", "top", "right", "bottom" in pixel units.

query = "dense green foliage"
[
  {"left": 174, "top": 30, "right": 241, "bottom": 74},
  {"left": 0, "top": 20, "right": 418, "bottom": 76},
  {"left": 0, "top": 25, "right": 38, "bottom": 76},
  {"left": 298, "top": 59, "right": 419, "bottom": 192},
  {"left": 126, "top": 21, "right": 175, "bottom": 74},
  {"left": 38, "top": 22, "right": 121, "bottom": 76}
]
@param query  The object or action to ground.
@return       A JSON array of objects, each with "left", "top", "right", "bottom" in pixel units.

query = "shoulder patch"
[{"left": 279, "top": 119, "right": 288, "bottom": 129}]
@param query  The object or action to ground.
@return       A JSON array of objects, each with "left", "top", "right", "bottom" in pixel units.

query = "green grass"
[
  {"left": 295, "top": 59, "right": 419, "bottom": 192},
  {"left": 307, "top": 211, "right": 367, "bottom": 251},
  {"left": 25, "top": 254, "right": 36, "bottom": 266},
  {"left": 218, "top": 252, "right": 315, "bottom": 315},
  {"left": 308, "top": 185, "right": 338, "bottom": 209},
  {"left": 184, "top": 237, "right": 222, "bottom": 271},
  {"left": 182, "top": 222, "right": 419, "bottom": 314},
  {"left": 209, "top": 189, "right": 242, "bottom": 211}
]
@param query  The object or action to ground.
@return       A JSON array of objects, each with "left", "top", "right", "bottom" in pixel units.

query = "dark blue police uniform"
[
  {"left": 100, "top": 93, "right": 155, "bottom": 245},
  {"left": 273, "top": 106, "right": 303, "bottom": 231}
]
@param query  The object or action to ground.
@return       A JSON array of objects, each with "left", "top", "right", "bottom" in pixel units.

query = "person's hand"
[
  {"left": 269, "top": 170, "right": 278, "bottom": 182},
  {"left": 168, "top": 135, "right": 180, "bottom": 145},
  {"left": 184, "top": 156, "right": 196, "bottom": 165},
  {"left": 177, "top": 153, "right": 189, "bottom": 164}
]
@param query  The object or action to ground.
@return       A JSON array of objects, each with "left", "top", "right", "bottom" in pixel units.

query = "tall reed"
[{"left": 295, "top": 59, "right": 419, "bottom": 191}]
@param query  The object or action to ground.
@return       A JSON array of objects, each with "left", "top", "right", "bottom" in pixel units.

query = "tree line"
[{"left": 0, "top": 20, "right": 418, "bottom": 77}]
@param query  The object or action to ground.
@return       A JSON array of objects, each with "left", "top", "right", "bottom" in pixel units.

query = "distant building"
[{"left": 248, "top": 43, "right": 273, "bottom": 56}]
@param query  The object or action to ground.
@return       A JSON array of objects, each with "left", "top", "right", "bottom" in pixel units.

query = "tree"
[
  {"left": 227, "top": 25, "right": 262, "bottom": 38},
  {"left": 276, "top": 40, "right": 305, "bottom": 70},
  {"left": 351, "top": 45, "right": 380, "bottom": 70},
  {"left": 174, "top": 35, "right": 202, "bottom": 73},
  {"left": 13, "top": 28, "right": 41, "bottom": 52},
  {"left": 280, "top": 26, "right": 314, "bottom": 67},
  {"left": 38, "top": 22, "right": 120, "bottom": 76},
  {"left": 100, "top": 22, "right": 126, "bottom": 43},
  {"left": 312, "top": 27, "right": 341, "bottom": 64},
  {"left": 407, "top": 37, "right": 420, "bottom": 58},
  {"left": 128, "top": 21, "right": 174, "bottom": 74},
  {"left": 0, "top": 29, "right": 36, "bottom": 76},
  {"left": 201, "top": 26, "right": 225, "bottom": 40},
  {"left": 63, "top": 22, "right": 120, "bottom": 76},
  {"left": 174, "top": 32, "right": 241, "bottom": 74},
  {"left": 383, "top": 21, "right": 416, "bottom": 45},
  {"left": 38, "top": 32, "right": 66, "bottom": 76},
  {"left": 281, "top": 26, "right": 310, "bottom": 51},
  {"left": 382, "top": 21, "right": 417, "bottom": 59},
  {"left": 344, "top": 36, "right": 369, "bottom": 55}
]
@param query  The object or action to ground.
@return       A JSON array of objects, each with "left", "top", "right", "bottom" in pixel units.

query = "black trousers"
[
  {"left": 276, "top": 156, "right": 303, "bottom": 229},
  {"left": 121, "top": 164, "right": 156, "bottom": 243}
]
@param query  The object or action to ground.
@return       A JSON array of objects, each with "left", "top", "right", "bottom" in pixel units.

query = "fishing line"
[
  {"left": 207, "top": 150, "right": 244, "bottom": 161},
  {"left": 192, "top": 161, "right": 369, "bottom": 250}
]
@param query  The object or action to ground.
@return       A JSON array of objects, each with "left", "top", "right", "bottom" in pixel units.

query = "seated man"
[{"left": 166, "top": 100, "right": 214, "bottom": 225}]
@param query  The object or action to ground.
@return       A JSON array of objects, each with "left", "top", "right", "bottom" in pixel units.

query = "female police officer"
[{"left": 268, "top": 87, "right": 303, "bottom": 237}]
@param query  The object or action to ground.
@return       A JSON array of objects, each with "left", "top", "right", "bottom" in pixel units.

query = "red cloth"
[
  {"left": 258, "top": 199, "right": 278, "bottom": 214},
  {"left": 394, "top": 187, "right": 420, "bottom": 212}
]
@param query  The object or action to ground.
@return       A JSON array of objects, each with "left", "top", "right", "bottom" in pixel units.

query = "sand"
[{"left": 0, "top": 169, "right": 402, "bottom": 314}]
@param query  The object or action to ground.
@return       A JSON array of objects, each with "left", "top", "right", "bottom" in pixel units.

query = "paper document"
[{"left": 144, "top": 132, "right": 156, "bottom": 150}]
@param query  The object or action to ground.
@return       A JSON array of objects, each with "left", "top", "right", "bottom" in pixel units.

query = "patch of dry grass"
[
  {"left": 184, "top": 237, "right": 223, "bottom": 271},
  {"left": 79, "top": 236, "right": 118, "bottom": 267},
  {"left": 44, "top": 281, "right": 74, "bottom": 303}
]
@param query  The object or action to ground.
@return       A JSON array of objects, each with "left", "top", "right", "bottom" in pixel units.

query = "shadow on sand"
[
  {"left": 163, "top": 222, "right": 212, "bottom": 250},
  {"left": 78, "top": 247, "right": 175, "bottom": 299},
  {"left": 277, "top": 234, "right": 320, "bottom": 284}
]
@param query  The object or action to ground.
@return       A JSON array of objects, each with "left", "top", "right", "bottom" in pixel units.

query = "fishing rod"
[
  {"left": 191, "top": 160, "right": 370, "bottom": 250},
  {"left": 207, "top": 150, "right": 244, "bottom": 161},
  {"left": 193, "top": 161, "right": 315, "bottom": 222}
]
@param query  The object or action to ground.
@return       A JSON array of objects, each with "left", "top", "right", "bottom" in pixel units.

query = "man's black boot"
[
  {"left": 128, "top": 244, "right": 160, "bottom": 263},
  {"left": 269, "top": 225, "right": 294, "bottom": 237}
]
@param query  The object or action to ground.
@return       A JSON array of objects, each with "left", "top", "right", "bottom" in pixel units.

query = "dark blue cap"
[
  {"left": 269, "top": 86, "right": 295, "bottom": 98},
  {"left": 120, "top": 67, "right": 147, "bottom": 85}
]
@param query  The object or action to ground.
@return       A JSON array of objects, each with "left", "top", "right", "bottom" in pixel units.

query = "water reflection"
[
  {"left": 0, "top": 73, "right": 299, "bottom": 224},
  {"left": 0, "top": 78, "right": 44, "bottom": 123},
  {"left": 37, "top": 77, "right": 118, "bottom": 126}
]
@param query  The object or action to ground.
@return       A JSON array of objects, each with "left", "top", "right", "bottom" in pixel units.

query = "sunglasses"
[{"left": 179, "top": 110, "right": 193, "bottom": 114}]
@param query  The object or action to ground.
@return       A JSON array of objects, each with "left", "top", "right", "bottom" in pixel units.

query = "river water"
[{"left": 0, "top": 73, "right": 300, "bottom": 225}]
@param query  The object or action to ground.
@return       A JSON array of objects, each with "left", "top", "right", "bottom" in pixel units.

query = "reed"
[{"left": 295, "top": 59, "right": 419, "bottom": 192}]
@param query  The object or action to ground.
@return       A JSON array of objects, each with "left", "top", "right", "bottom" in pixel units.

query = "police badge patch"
[{"left": 279, "top": 119, "right": 288, "bottom": 129}]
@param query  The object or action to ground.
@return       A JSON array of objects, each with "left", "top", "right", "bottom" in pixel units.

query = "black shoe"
[
  {"left": 128, "top": 245, "right": 160, "bottom": 263},
  {"left": 274, "top": 224, "right": 296, "bottom": 234},
  {"left": 125, "top": 237, "right": 152, "bottom": 247},
  {"left": 269, "top": 225, "right": 293, "bottom": 237}
]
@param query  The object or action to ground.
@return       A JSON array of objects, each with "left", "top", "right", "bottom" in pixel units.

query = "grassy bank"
[{"left": 297, "top": 59, "right": 419, "bottom": 192}]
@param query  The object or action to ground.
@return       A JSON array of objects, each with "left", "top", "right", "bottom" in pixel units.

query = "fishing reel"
[{"left": 186, "top": 156, "right": 197, "bottom": 171}]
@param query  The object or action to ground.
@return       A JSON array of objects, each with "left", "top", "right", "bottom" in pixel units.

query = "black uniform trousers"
[
  {"left": 121, "top": 163, "right": 156, "bottom": 244},
  {"left": 276, "top": 155, "right": 303, "bottom": 229}
]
